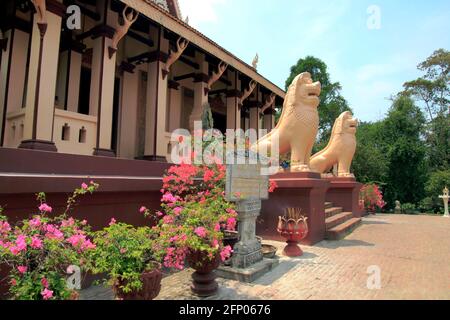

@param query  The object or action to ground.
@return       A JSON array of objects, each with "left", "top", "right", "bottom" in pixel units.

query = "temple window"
[
  {"left": 79, "top": 127, "right": 87, "bottom": 144},
  {"left": 62, "top": 124, "right": 70, "bottom": 141}
]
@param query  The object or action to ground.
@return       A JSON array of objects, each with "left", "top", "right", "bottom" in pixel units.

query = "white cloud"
[
  {"left": 177, "top": 0, "right": 226, "bottom": 28},
  {"left": 355, "top": 52, "right": 421, "bottom": 82}
]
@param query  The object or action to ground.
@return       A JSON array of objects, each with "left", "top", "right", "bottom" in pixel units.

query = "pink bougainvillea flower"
[
  {"left": 15, "top": 235, "right": 27, "bottom": 251},
  {"left": 173, "top": 207, "right": 183, "bottom": 216},
  {"left": 109, "top": 218, "right": 117, "bottom": 226},
  {"left": 220, "top": 245, "right": 233, "bottom": 262},
  {"left": 41, "top": 288, "right": 53, "bottom": 300},
  {"left": 120, "top": 248, "right": 127, "bottom": 254},
  {"left": 139, "top": 206, "right": 147, "bottom": 214},
  {"left": 29, "top": 217, "right": 41, "bottom": 228},
  {"left": 38, "top": 203, "right": 52, "bottom": 213},
  {"left": 0, "top": 221, "right": 11, "bottom": 234},
  {"left": 81, "top": 183, "right": 88, "bottom": 190},
  {"left": 203, "top": 169, "right": 215, "bottom": 183},
  {"left": 194, "top": 227, "right": 207, "bottom": 238},
  {"left": 226, "top": 217, "right": 237, "bottom": 231},
  {"left": 214, "top": 223, "right": 221, "bottom": 232},
  {"left": 30, "top": 235, "right": 43, "bottom": 249},
  {"left": 17, "top": 266, "right": 27, "bottom": 274},
  {"left": 162, "top": 193, "right": 178, "bottom": 204},
  {"left": 268, "top": 180, "right": 278, "bottom": 193},
  {"left": 61, "top": 217, "right": 75, "bottom": 227},
  {"left": 163, "top": 215, "right": 174, "bottom": 225},
  {"left": 41, "top": 277, "right": 49, "bottom": 288},
  {"left": 10, "top": 279, "right": 17, "bottom": 286},
  {"left": 45, "top": 225, "right": 64, "bottom": 240}
]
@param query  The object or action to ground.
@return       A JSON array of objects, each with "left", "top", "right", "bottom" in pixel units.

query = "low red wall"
[
  {"left": 258, "top": 172, "right": 330, "bottom": 246},
  {"left": 0, "top": 147, "right": 171, "bottom": 299}
]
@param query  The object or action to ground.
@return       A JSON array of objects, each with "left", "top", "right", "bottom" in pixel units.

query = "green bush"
[
  {"left": 402, "top": 203, "right": 419, "bottom": 215},
  {"left": 417, "top": 170, "right": 450, "bottom": 214}
]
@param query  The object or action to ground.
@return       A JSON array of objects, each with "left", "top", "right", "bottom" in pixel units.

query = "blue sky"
[{"left": 177, "top": 0, "right": 450, "bottom": 122}]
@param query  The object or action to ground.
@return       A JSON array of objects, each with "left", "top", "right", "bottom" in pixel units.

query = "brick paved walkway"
[{"left": 80, "top": 214, "right": 450, "bottom": 300}]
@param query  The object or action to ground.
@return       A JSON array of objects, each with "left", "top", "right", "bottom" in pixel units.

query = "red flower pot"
[
  {"left": 277, "top": 216, "right": 309, "bottom": 257},
  {"left": 113, "top": 262, "right": 163, "bottom": 300},
  {"left": 187, "top": 251, "right": 221, "bottom": 297}
]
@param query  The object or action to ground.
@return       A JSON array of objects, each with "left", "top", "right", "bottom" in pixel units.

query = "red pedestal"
[
  {"left": 258, "top": 172, "right": 330, "bottom": 246},
  {"left": 283, "top": 240, "right": 303, "bottom": 257},
  {"left": 324, "top": 177, "right": 363, "bottom": 218}
]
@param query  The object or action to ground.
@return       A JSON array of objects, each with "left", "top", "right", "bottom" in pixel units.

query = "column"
[
  {"left": 248, "top": 85, "right": 263, "bottom": 137},
  {"left": 89, "top": 28, "right": 117, "bottom": 156},
  {"left": 143, "top": 26, "right": 169, "bottom": 161},
  {"left": 53, "top": 45, "right": 82, "bottom": 112},
  {"left": 226, "top": 70, "right": 241, "bottom": 130},
  {"left": 66, "top": 50, "right": 82, "bottom": 112},
  {"left": 117, "top": 66, "right": 138, "bottom": 159},
  {"left": 167, "top": 80, "right": 181, "bottom": 132},
  {"left": 1, "top": 28, "right": 30, "bottom": 147},
  {"left": 189, "top": 52, "right": 208, "bottom": 132},
  {"left": 248, "top": 103, "right": 260, "bottom": 132},
  {"left": 263, "top": 109, "right": 275, "bottom": 132},
  {"left": 19, "top": 9, "right": 64, "bottom": 152}
]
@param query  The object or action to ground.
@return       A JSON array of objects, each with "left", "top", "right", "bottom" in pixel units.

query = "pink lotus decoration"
[{"left": 277, "top": 208, "right": 309, "bottom": 257}]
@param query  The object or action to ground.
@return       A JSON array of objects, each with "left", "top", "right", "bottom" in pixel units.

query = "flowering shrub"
[
  {"left": 147, "top": 162, "right": 236, "bottom": 270},
  {"left": 145, "top": 156, "right": 277, "bottom": 270},
  {"left": 0, "top": 182, "right": 98, "bottom": 300},
  {"left": 360, "top": 183, "right": 386, "bottom": 212},
  {"left": 88, "top": 221, "right": 159, "bottom": 294}
]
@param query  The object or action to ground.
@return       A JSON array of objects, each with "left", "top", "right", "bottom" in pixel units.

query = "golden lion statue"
[
  {"left": 251, "top": 72, "right": 321, "bottom": 172},
  {"left": 310, "top": 111, "right": 358, "bottom": 177}
]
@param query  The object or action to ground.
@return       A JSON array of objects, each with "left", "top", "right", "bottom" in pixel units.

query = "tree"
[
  {"left": 422, "top": 169, "right": 450, "bottom": 214},
  {"left": 285, "top": 56, "right": 352, "bottom": 143},
  {"left": 402, "top": 49, "right": 450, "bottom": 171},
  {"left": 382, "top": 96, "right": 427, "bottom": 208},
  {"left": 352, "top": 121, "right": 388, "bottom": 185}
]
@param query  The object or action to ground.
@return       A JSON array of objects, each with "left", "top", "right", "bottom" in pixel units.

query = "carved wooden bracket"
[
  {"left": 109, "top": 6, "right": 138, "bottom": 59},
  {"left": 260, "top": 93, "right": 276, "bottom": 116},
  {"left": 205, "top": 61, "right": 228, "bottom": 95},
  {"left": 31, "top": 0, "right": 47, "bottom": 25},
  {"left": 162, "top": 36, "right": 189, "bottom": 79},
  {"left": 239, "top": 80, "right": 257, "bottom": 108}
]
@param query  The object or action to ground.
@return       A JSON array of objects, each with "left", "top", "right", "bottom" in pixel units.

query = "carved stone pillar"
[
  {"left": 143, "top": 27, "right": 169, "bottom": 161},
  {"left": 189, "top": 52, "right": 208, "bottom": 132},
  {"left": 263, "top": 109, "right": 275, "bottom": 132},
  {"left": 89, "top": 25, "right": 117, "bottom": 157},
  {"left": 0, "top": 27, "right": 30, "bottom": 147},
  {"left": 226, "top": 70, "right": 241, "bottom": 130},
  {"left": 167, "top": 80, "right": 181, "bottom": 132},
  {"left": 19, "top": 7, "right": 64, "bottom": 152}
]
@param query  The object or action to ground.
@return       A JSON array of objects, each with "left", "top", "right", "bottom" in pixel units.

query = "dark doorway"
[
  {"left": 111, "top": 77, "right": 121, "bottom": 153},
  {"left": 212, "top": 112, "right": 227, "bottom": 135},
  {"left": 78, "top": 67, "right": 91, "bottom": 115}
]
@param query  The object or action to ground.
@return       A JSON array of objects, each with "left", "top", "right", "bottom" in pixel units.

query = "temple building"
[
  {"left": 0, "top": 0, "right": 285, "bottom": 161},
  {"left": 0, "top": 0, "right": 285, "bottom": 226}
]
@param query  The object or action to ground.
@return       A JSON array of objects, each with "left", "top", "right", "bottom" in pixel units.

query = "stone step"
[
  {"left": 325, "top": 207, "right": 343, "bottom": 219},
  {"left": 325, "top": 217, "right": 362, "bottom": 241},
  {"left": 325, "top": 212, "right": 354, "bottom": 230},
  {"left": 325, "top": 202, "right": 333, "bottom": 209}
]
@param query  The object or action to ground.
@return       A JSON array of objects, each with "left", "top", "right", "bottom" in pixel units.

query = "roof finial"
[
  {"left": 252, "top": 53, "right": 259, "bottom": 70},
  {"left": 185, "top": 15, "right": 189, "bottom": 24}
]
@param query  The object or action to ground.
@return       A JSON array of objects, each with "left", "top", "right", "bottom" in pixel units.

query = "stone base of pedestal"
[{"left": 216, "top": 258, "right": 279, "bottom": 283}]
